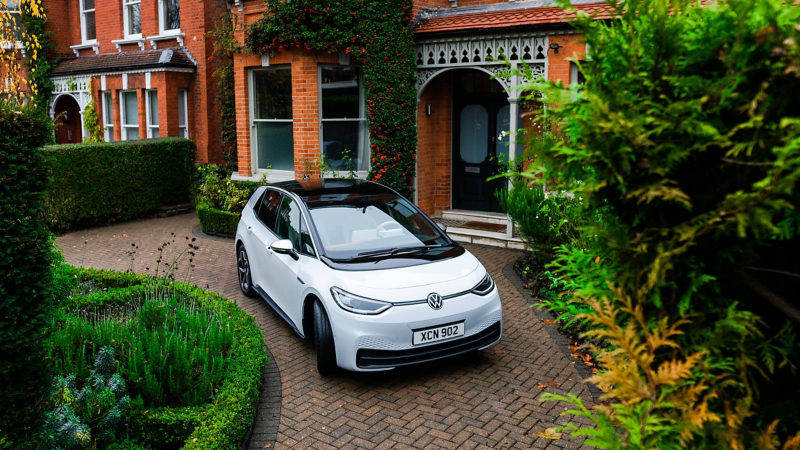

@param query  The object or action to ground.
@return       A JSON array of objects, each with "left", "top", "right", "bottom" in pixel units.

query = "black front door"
[{"left": 452, "top": 70, "right": 510, "bottom": 213}]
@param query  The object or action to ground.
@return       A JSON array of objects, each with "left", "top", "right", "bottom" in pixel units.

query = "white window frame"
[
  {"left": 122, "top": 0, "right": 142, "bottom": 39},
  {"left": 249, "top": 67, "right": 294, "bottom": 181},
  {"left": 145, "top": 89, "right": 159, "bottom": 138},
  {"left": 80, "top": 0, "right": 96, "bottom": 44},
  {"left": 317, "top": 65, "right": 370, "bottom": 179},
  {"left": 158, "top": 0, "right": 180, "bottom": 35},
  {"left": 120, "top": 90, "right": 139, "bottom": 141},
  {"left": 102, "top": 91, "right": 114, "bottom": 141},
  {"left": 178, "top": 89, "right": 188, "bottom": 138}
]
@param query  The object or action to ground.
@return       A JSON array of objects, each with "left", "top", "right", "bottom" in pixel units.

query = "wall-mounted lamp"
[
  {"left": 63, "top": 112, "right": 70, "bottom": 122},
  {"left": 549, "top": 43, "right": 563, "bottom": 54},
  {"left": 425, "top": 105, "right": 431, "bottom": 117}
]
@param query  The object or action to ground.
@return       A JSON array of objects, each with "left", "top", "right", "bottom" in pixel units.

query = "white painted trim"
[
  {"left": 122, "top": 73, "right": 128, "bottom": 90},
  {"left": 261, "top": 54, "right": 270, "bottom": 67},
  {"left": 70, "top": 42, "right": 100, "bottom": 56},
  {"left": 157, "top": 0, "right": 181, "bottom": 36},
  {"left": 53, "top": 68, "right": 195, "bottom": 81},
  {"left": 249, "top": 67, "right": 295, "bottom": 175},
  {"left": 122, "top": 0, "right": 142, "bottom": 39},
  {"left": 146, "top": 32, "right": 185, "bottom": 49},
  {"left": 100, "top": 75, "right": 106, "bottom": 90},
  {"left": 145, "top": 72, "right": 151, "bottom": 89},
  {"left": 111, "top": 38, "right": 145, "bottom": 52},
  {"left": 145, "top": 89, "right": 159, "bottom": 138}
]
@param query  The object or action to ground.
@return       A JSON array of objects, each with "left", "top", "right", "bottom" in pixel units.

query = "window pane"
[
  {"left": 150, "top": 128, "right": 159, "bottom": 138},
  {"left": 257, "top": 190, "right": 282, "bottom": 231},
  {"left": 180, "top": 127, "right": 188, "bottom": 138},
  {"left": 276, "top": 197, "right": 301, "bottom": 249},
  {"left": 84, "top": 11, "right": 96, "bottom": 40},
  {"left": 128, "top": 3, "right": 141, "bottom": 34},
  {"left": 165, "top": 0, "right": 179, "bottom": 30},
  {"left": 123, "top": 92, "right": 138, "bottom": 126},
  {"left": 104, "top": 93, "right": 113, "bottom": 125},
  {"left": 322, "top": 121, "right": 368, "bottom": 171},
  {"left": 321, "top": 67, "right": 359, "bottom": 119},
  {"left": 125, "top": 128, "right": 139, "bottom": 140},
  {"left": 83, "top": 0, "right": 94, "bottom": 9},
  {"left": 148, "top": 91, "right": 158, "bottom": 126},
  {"left": 178, "top": 90, "right": 186, "bottom": 125},
  {"left": 10, "top": 12, "right": 22, "bottom": 41},
  {"left": 254, "top": 70, "right": 292, "bottom": 120},
  {"left": 106, "top": 128, "right": 114, "bottom": 142},
  {"left": 256, "top": 122, "right": 293, "bottom": 171}
]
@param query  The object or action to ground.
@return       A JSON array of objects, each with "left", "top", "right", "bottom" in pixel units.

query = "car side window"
[
  {"left": 275, "top": 196, "right": 302, "bottom": 250},
  {"left": 257, "top": 189, "right": 282, "bottom": 232},
  {"left": 299, "top": 216, "right": 316, "bottom": 257}
]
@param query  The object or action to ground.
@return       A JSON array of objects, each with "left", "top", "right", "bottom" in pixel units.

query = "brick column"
[
  {"left": 291, "top": 50, "right": 320, "bottom": 179},
  {"left": 153, "top": 72, "right": 180, "bottom": 137},
  {"left": 112, "top": 90, "right": 122, "bottom": 141},
  {"left": 137, "top": 88, "right": 147, "bottom": 139},
  {"left": 234, "top": 53, "right": 259, "bottom": 177}
]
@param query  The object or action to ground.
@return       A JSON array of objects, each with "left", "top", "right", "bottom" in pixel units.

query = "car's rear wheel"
[
  {"left": 313, "top": 300, "right": 337, "bottom": 376},
  {"left": 237, "top": 245, "right": 256, "bottom": 298}
]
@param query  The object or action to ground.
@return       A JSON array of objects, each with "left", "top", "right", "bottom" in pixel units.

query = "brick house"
[
  {"left": 42, "top": 0, "right": 229, "bottom": 163},
  {"left": 229, "top": 0, "right": 610, "bottom": 246}
]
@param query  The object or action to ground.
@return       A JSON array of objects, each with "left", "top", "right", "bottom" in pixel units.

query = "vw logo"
[{"left": 427, "top": 293, "right": 443, "bottom": 310}]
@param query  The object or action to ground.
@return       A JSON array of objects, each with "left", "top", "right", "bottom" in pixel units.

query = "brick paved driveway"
[{"left": 56, "top": 213, "right": 595, "bottom": 449}]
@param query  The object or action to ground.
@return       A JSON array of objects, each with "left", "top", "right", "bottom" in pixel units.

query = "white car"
[{"left": 235, "top": 179, "right": 503, "bottom": 374}]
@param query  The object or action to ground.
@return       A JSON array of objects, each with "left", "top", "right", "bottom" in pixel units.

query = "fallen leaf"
[
  {"left": 570, "top": 353, "right": 580, "bottom": 359},
  {"left": 535, "top": 428, "right": 562, "bottom": 440},
  {"left": 263, "top": 445, "right": 271, "bottom": 448},
  {"left": 537, "top": 383, "right": 547, "bottom": 389},
  {"left": 542, "top": 319, "right": 555, "bottom": 325},
  {"left": 522, "top": 284, "right": 530, "bottom": 289},
  {"left": 592, "top": 368, "right": 600, "bottom": 373},
  {"left": 584, "top": 362, "right": 595, "bottom": 367},
  {"left": 494, "top": 348, "right": 506, "bottom": 355},
  {"left": 547, "top": 380, "right": 559, "bottom": 388},
  {"left": 568, "top": 345, "right": 581, "bottom": 352},
  {"left": 193, "top": 438, "right": 198, "bottom": 443}
]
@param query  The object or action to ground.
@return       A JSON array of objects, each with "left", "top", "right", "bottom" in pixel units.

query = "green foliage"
[
  {"left": 56, "top": 267, "right": 268, "bottom": 449},
  {"left": 246, "top": 0, "right": 418, "bottom": 197},
  {"left": 0, "top": 102, "right": 58, "bottom": 442},
  {"left": 42, "top": 139, "right": 196, "bottom": 231},
  {"left": 197, "top": 203, "right": 241, "bottom": 236},
  {"left": 509, "top": 0, "right": 800, "bottom": 447},
  {"left": 105, "top": 439, "right": 152, "bottom": 450},
  {"left": 40, "top": 347, "right": 132, "bottom": 449},
  {"left": 82, "top": 98, "right": 105, "bottom": 143},
  {"left": 20, "top": 1, "right": 56, "bottom": 117},
  {"left": 206, "top": 14, "right": 242, "bottom": 172}
]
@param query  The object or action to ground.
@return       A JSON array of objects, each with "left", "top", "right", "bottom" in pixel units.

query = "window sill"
[
  {"left": 1, "top": 41, "right": 25, "bottom": 56},
  {"left": 146, "top": 32, "right": 185, "bottom": 49},
  {"left": 112, "top": 37, "right": 146, "bottom": 52},
  {"left": 232, "top": 170, "right": 295, "bottom": 183},
  {"left": 70, "top": 42, "right": 100, "bottom": 57}
]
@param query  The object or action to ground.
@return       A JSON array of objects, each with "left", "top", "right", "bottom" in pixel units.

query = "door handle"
[{"left": 246, "top": 226, "right": 252, "bottom": 234}]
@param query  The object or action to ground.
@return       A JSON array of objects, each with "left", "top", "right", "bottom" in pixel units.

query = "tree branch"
[
  {"left": 735, "top": 269, "right": 800, "bottom": 324},
  {"left": 742, "top": 265, "right": 800, "bottom": 279}
]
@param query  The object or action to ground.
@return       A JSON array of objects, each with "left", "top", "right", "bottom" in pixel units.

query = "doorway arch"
[{"left": 53, "top": 94, "right": 83, "bottom": 144}]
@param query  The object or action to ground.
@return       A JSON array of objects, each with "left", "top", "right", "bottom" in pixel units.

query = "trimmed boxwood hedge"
[
  {"left": 61, "top": 266, "right": 268, "bottom": 449},
  {"left": 43, "top": 139, "right": 196, "bottom": 231},
  {"left": 196, "top": 203, "right": 241, "bottom": 236}
]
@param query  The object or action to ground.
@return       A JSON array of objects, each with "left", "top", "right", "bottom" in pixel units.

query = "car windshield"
[{"left": 306, "top": 192, "right": 450, "bottom": 260}]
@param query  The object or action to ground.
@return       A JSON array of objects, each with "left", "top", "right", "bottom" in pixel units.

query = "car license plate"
[{"left": 413, "top": 322, "right": 465, "bottom": 346}]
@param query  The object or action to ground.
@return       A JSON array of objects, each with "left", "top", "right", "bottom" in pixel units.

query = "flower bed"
[{"left": 51, "top": 266, "right": 267, "bottom": 449}]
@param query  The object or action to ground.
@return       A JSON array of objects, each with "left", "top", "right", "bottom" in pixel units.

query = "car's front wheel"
[
  {"left": 313, "top": 300, "right": 337, "bottom": 376},
  {"left": 237, "top": 245, "right": 256, "bottom": 298}
]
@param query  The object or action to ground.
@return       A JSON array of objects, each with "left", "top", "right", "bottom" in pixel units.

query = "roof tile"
[{"left": 51, "top": 48, "right": 195, "bottom": 77}]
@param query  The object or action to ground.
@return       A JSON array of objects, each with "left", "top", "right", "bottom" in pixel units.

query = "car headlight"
[
  {"left": 330, "top": 287, "right": 392, "bottom": 315},
  {"left": 471, "top": 273, "right": 495, "bottom": 296}
]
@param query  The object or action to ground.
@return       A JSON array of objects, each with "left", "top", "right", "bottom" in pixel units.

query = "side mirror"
[
  {"left": 437, "top": 222, "right": 448, "bottom": 232},
  {"left": 270, "top": 239, "right": 299, "bottom": 260}
]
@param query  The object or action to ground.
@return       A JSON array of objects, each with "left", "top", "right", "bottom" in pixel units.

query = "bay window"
[
  {"left": 146, "top": 90, "right": 159, "bottom": 138},
  {"left": 120, "top": 91, "right": 139, "bottom": 140},
  {"left": 319, "top": 66, "right": 368, "bottom": 173},
  {"left": 80, "top": 0, "right": 96, "bottom": 42},
  {"left": 159, "top": 0, "right": 180, "bottom": 33},
  {"left": 178, "top": 89, "right": 188, "bottom": 138},
  {"left": 123, "top": 0, "right": 141, "bottom": 37},
  {"left": 251, "top": 68, "right": 293, "bottom": 173},
  {"left": 102, "top": 92, "right": 114, "bottom": 142}
]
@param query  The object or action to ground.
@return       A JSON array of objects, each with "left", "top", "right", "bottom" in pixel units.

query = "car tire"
[
  {"left": 236, "top": 245, "right": 256, "bottom": 298},
  {"left": 313, "top": 300, "right": 337, "bottom": 376}
]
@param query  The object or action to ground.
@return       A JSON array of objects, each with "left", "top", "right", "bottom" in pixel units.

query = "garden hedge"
[
  {"left": 196, "top": 203, "right": 241, "bottom": 236},
  {"left": 43, "top": 138, "right": 196, "bottom": 231},
  {"left": 0, "top": 102, "right": 58, "bottom": 442},
  {"left": 63, "top": 266, "right": 268, "bottom": 449}
]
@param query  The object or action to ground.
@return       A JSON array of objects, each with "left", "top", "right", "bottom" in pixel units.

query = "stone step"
[
  {"left": 445, "top": 227, "right": 527, "bottom": 250},
  {"left": 441, "top": 209, "right": 509, "bottom": 225}
]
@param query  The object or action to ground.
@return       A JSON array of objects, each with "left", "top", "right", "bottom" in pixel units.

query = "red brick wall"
[
  {"left": 416, "top": 71, "right": 453, "bottom": 216},
  {"left": 546, "top": 34, "right": 586, "bottom": 85}
]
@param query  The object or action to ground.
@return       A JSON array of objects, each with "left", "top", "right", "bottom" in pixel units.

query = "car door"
[
  {"left": 249, "top": 189, "right": 283, "bottom": 291},
  {"left": 268, "top": 195, "right": 305, "bottom": 329}
]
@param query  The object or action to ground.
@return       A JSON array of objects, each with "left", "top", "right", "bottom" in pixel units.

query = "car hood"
[{"left": 333, "top": 251, "right": 484, "bottom": 303}]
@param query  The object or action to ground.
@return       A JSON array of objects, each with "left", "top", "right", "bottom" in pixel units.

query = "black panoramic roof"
[{"left": 272, "top": 178, "right": 395, "bottom": 201}]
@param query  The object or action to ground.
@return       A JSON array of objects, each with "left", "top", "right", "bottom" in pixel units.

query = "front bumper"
[{"left": 327, "top": 286, "right": 503, "bottom": 372}]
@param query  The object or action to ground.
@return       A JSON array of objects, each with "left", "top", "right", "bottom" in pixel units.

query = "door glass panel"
[
  {"left": 257, "top": 190, "right": 282, "bottom": 231},
  {"left": 495, "top": 104, "right": 510, "bottom": 164},
  {"left": 276, "top": 197, "right": 301, "bottom": 249},
  {"left": 256, "top": 122, "right": 293, "bottom": 171},
  {"left": 459, "top": 104, "right": 488, "bottom": 164}
]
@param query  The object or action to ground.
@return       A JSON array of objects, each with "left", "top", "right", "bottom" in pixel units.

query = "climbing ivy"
[
  {"left": 246, "top": 0, "right": 418, "bottom": 197},
  {"left": 207, "top": 14, "right": 242, "bottom": 172},
  {"left": 82, "top": 97, "right": 104, "bottom": 142},
  {"left": 20, "top": 1, "right": 54, "bottom": 117}
]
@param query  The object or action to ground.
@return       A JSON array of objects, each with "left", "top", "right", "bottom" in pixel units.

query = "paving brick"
[{"left": 56, "top": 212, "right": 595, "bottom": 449}]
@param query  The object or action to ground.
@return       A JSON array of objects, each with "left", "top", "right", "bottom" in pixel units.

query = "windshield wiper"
[{"left": 357, "top": 245, "right": 438, "bottom": 257}]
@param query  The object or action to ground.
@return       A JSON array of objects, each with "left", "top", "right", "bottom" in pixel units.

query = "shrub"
[
  {"left": 42, "top": 138, "right": 196, "bottom": 231},
  {"left": 55, "top": 267, "right": 268, "bottom": 449},
  {"left": 196, "top": 203, "right": 241, "bottom": 235},
  {"left": 194, "top": 165, "right": 260, "bottom": 235},
  {"left": 514, "top": 0, "right": 800, "bottom": 447},
  {"left": 39, "top": 346, "right": 132, "bottom": 449},
  {"left": 0, "top": 101, "right": 57, "bottom": 442}
]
